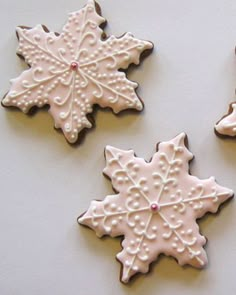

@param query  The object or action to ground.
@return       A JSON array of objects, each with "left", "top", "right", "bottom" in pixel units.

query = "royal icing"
[
  {"left": 2, "top": 0, "right": 153, "bottom": 143},
  {"left": 215, "top": 104, "right": 236, "bottom": 136},
  {"left": 79, "top": 133, "right": 233, "bottom": 283}
]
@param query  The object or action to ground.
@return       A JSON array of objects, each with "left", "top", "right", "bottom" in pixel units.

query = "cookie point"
[
  {"left": 2, "top": 98, "right": 7, "bottom": 106},
  {"left": 121, "top": 273, "right": 129, "bottom": 284},
  {"left": 215, "top": 121, "right": 225, "bottom": 134},
  {"left": 228, "top": 189, "right": 234, "bottom": 197},
  {"left": 105, "top": 145, "right": 113, "bottom": 152},
  {"left": 87, "top": 0, "right": 95, "bottom": 7},
  {"left": 146, "top": 40, "right": 154, "bottom": 49},
  {"left": 16, "top": 26, "right": 24, "bottom": 34},
  {"left": 179, "top": 132, "right": 186, "bottom": 140},
  {"left": 136, "top": 102, "right": 143, "bottom": 111},
  {"left": 78, "top": 216, "right": 84, "bottom": 224},
  {"left": 232, "top": 103, "right": 236, "bottom": 110}
]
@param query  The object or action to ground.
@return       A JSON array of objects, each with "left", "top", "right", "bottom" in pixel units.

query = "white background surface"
[{"left": 1, "top": 0, "right": 236, "bottom": 294}]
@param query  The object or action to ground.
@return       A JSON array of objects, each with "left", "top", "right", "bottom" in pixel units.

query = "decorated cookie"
[
  {"left": 215, "top": 103, "right": 236, "bottom": 137},
  {"left": 2, "top": 0, "right": 153, "bottom": 143},
  {"left": 78, "top": 133, "right": 233, "bottom": 283}
]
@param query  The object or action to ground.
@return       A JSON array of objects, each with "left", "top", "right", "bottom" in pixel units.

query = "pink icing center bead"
[
  {"left": 150, "top": 203, "right": 159, "bottom": 212},
  {"left": 70, "top": 61, "right": 79, "bottom": 70}
]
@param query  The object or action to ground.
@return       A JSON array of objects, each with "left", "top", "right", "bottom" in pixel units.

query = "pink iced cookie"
[
  {"left": 2, "top": 0, "right": 153, "bottom": 143},
  {"left": 215, "top": 103, "right": 236, "bottom": 137},
  {"left": 79, "top": 133, "right": 233, "bottom": 283}
]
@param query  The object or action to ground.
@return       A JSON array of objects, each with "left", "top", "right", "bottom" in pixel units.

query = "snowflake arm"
[
  {"left": 79, "top": 133, "right": 233, "bottom": 283},
  {"left": 78, "top": 194, "right": 150, "bottom": 238}
]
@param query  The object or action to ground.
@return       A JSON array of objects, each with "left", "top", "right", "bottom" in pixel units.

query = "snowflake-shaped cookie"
[
  {"left": 2, "top": 0, "right": 153, "bottom": 143},
  {"left": 79, "top": 133, "right": 233, "bottom": 283},
  {"left": 215, "top": 103, "right": 236, "bottom": 137}
]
